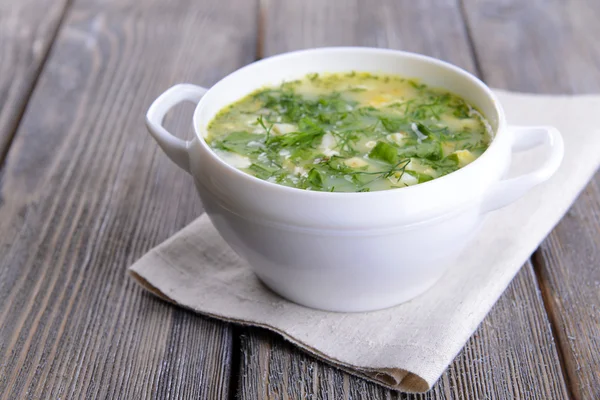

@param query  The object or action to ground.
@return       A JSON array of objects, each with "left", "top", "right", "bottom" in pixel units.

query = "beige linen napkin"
[{"left": 129, "top": 90, "right": 600, "bottom": 393}]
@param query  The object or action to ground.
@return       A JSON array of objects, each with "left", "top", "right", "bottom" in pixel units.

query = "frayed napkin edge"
[{"left": 128, "top": 268, "right": 431, "bottom": 393}]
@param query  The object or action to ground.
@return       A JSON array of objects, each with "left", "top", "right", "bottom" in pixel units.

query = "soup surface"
[{"left": 206, "top": 72, "right": 492, "bottom": 192}]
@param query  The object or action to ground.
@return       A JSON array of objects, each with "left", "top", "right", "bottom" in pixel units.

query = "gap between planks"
[
  {"left": 457, "top": 0, "right": 484, "bottom": 82},
  {"left": 228, "top": 324, "right": 243, "bottom": 400},
  {"left": 531, "top": 254, "right": 576, "bottom": 400}
]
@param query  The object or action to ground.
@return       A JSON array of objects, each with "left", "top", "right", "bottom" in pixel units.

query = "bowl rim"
[{"left": 192, "top": 46, "right": 507, "bottom": 197}]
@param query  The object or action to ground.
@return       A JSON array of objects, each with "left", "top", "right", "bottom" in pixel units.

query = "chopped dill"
[{"left": 205, "top": 72, "right": 491, "bottom": 192}]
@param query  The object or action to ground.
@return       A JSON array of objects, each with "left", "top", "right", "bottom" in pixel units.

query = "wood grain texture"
[
  {"left": 239, "top": 0, "right": 568, "bottom": 398},
  {"left": 0, "top": 0, "right": 257, "bottom": 398},
  {"left": 462, "top": 0, "right": 600, "bottom": 397},
  {"left": 0, "top": 0, "right": 71, "bottom": 161},
  {"left": 261, "top": 0, "right": 477, "bottom": 74},
  {"left": 239, "top": 265, "right": 568, "bottom": 400},
  {"left": 534, "top": 187, "right": 600, "bottom": 400},
  {"left": 461, "top": 0, "right": 600, "bottom": 95}
]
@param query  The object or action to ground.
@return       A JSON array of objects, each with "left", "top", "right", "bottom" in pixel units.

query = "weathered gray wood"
[
  {"left": 462, "top": 0, "right": 600, "bottom": 398},
  {"left": 461, "top": 0, "right": 600, "bottom": 95},
  {"left": 240, "top": 265, "right": 568, "bottom": 399},
  {"left": 261, "top": 0, "right": 477, "bottom": 74},
  {"left": 239, "top": 0, "right": 569, "bottom": 398},
  {"left": 0, "top": 0, "right": 71, "bottom": 162},
  {"left": 534, "top": 193, "right": 600, "bottom": 400},
  {"left": 0, "top": 0, "right": 257, "bottom": 398}
]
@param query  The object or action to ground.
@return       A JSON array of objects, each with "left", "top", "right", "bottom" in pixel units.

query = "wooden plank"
[
  {"left": 461, "top": 0, "right": 600, "bottom": 95},
  {"left": 462, "top": 0, "right": 600, "bottom": 398},
  {"left": 239, "top": 0, "right": 569, "bottom": 398},
  {"left": 0, "top": 0, "right": 71, "bottom": 161},
  {"left": 261, "top": 0, "right": 478, "bottom": 73},
  {"left": 0, "top": 0, "right": 257, "bottom": 398},
  {"left": 534, "top": 185, "right": 600, "bottom": 399},
  {"left": 239, "top": 265, "right": 568, "bottom": 399}
]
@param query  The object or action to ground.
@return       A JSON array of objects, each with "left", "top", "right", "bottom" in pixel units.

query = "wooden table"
[{"left": 1, "top": 0, "right": 598, "bottom": 398}]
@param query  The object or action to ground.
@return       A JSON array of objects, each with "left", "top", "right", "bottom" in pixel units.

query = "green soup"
[{"left": 206, "top": 72, "right": 492, "bottom": 192}]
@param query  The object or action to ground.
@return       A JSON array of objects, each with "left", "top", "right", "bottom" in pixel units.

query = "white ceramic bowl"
[{"left": 146, "top": 47, "right": 563, "bottom": 312}]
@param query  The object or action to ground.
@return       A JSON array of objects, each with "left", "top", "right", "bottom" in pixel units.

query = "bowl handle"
[
  {"left": 145, "top": 84, "right": 208, "bottom": 172},
  {"left": 481, "top": 125, "right": 564, "bottom": 213}
]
